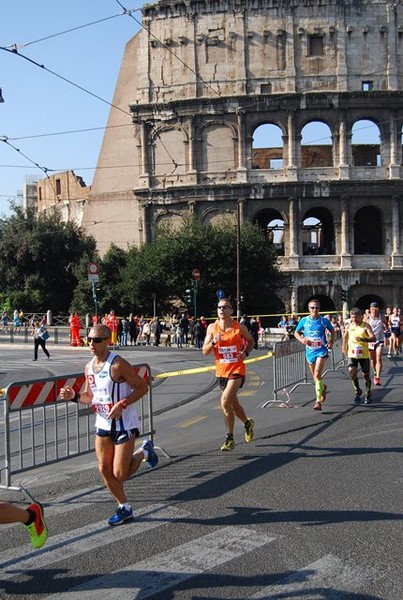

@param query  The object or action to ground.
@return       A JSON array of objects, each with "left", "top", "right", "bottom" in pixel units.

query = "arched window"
[
  {"left": 301, "top": 121, "right": 333, "bottom": 167},
  {"left": 302, "top": 208, "right": 335, "bottom": 255},
  {"left": 254, "top": 209, "right": 285, "bottom": 255},
  {"left": 354, "top": 206, "right": 383, "bottom": 254},
  {"left": 351, "top": 120, "right": 381, "bottom": 166},
  {"left": 252, "top": 123, "right": 284, "bottom": 169}
]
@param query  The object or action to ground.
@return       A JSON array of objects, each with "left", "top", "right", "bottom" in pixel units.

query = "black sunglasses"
[
  {"left": 217, "top": 305, "right": 231, "bottom": 310},
  {"left": 309, "top": 306, "right": 320, "bottom": 309},
  {"left": 87, "top": 336, "right": 109, "bottom": 343}
]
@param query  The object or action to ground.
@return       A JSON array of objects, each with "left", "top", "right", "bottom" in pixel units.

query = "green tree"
[
  {"left": 120, "top": 215, "right": 282, "bottom": 317},
  {"left": 0, "top": 206, "right": 96, "bottom": 313},
  {"left": 70, "top": 251, "right": 102, "bottom": 316},
  {"left": 97, "top": 244, "right": 128, "bottom": 315}
]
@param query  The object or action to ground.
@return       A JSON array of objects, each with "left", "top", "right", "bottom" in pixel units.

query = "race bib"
[
  {"left": 218, "top": 345, "right": 238, "bottom": 364},
  {"left": 308, "top": 338, "right": 322, "bottom": 348},
  {"left": 368, "top": 342, "right": 375, "bottom": 350},
  {"left": 92, "top": 390, "right": 113, "bottom": 416},
  {"left": 352, "top": 344, "right": 363, "bottom": 357}
]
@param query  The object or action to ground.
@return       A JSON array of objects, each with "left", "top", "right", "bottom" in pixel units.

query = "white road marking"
[
  {"left": 44, "top": 526, "right": 276, "bottom": 600},
  {"left": 0, "top": 504, "right": 188, "bottom": 578},
  {"left": 251, "top": 553, "right": 377, "bottom": 598}
]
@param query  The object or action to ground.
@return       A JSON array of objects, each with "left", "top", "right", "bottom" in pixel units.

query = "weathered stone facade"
[
  {"left": 37, "top": 171, "right": 89, "bottom": 224},
  {"left": 84, "top": 0, "right": 403, "bottom": 313}
]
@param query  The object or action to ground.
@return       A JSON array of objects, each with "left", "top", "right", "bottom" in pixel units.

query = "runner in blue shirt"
[{"left": 294, "top": 299, "right": 334, "bottom": 411}]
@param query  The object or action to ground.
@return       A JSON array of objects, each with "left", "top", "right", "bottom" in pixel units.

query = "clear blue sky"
[{"left": 0, "top": 0, "right": 143, "bottom": 216}]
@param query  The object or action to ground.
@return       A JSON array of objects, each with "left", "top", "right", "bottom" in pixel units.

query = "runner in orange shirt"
[{"left": 203, "top": 298, "right": 255, "bottom": 451}]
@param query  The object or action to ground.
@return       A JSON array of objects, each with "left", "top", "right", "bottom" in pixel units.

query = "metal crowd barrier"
[
  {"left": 327, "top": 337, "right": 346, "bottom": 371},
  {"left": 262, "top": 337, "right": 345, "bottom": 408},
  {"left": 0, "top": 363, "right": 165, "bottom": 497},
  {"left": 0, "top": 327, "right": 72, "bottom": 345},
  {"left": 261, "top": 327, "right": 287, "bottom": 348},
  {"left": 262, "top": 338, "right": 309, "bottom": 407}
]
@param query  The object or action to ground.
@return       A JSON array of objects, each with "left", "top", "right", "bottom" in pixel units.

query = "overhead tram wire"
[
  {"left": 0, "top": 46, "right": 179, "bottom": 177},
  {"left": 0, "top": 5, "right": 179, "bottom": 174},
  {"left": 0, "top": 45, "right": 132, "bottom": 118},
  {"left": 0, "top": 137, "right": 60, "bottom": 200},
  {"left": 5, "top": 11, "right": 128, "bottom": 51}
]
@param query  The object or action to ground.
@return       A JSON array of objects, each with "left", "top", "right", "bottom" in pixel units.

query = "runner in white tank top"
[
  {"left": 88, "top": 351, "right": 140, "bottom": 433},
  {"left": 60, "top": 324, "right": 158, "bottom": 526},
  {"left": 364, "top": 302, "right": 388, "bottom": 386}
]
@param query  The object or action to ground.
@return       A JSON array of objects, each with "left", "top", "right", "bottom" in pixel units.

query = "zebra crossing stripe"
[
  {"left": 44, "top": 526, "right": 276, "bottom": 600},
  {"left": 0, "top": 504, "right": 188, "bottom": 577},
  {"left": 250, "top": 554, "right": 377, "bottom": 598}
]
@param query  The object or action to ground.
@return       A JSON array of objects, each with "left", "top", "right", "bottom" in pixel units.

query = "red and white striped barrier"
[{"left": 6, "top": 366, "right": 149, "bottom": 410}]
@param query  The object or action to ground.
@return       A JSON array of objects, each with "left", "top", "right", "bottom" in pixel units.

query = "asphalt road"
[{"left": 0, "top": 342, "right": 402, "bottom": 599}]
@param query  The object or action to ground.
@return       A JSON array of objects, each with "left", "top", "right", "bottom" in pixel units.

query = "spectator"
[
  {"left": 120, "top": 316, "right": 129, "bottom": 346},
  {"left": 69, "top": 311, "right": 82, "bottom": 346},
  {"left": 250, "top": 317, "right": 259, "bottom": 350},
  {"left": 179, "top": 313, "right": 189, "bottom": 345},
  {"left": 1, "top": 310, "right": 9, "bottom": 332},
  {"left": 152, "top": 317, "right": 162, "bottom": 347},
  {"left": 193, "top": 318, "right": 205, "bottom": 349},
  {"left": 129, "top": 316, "right": 138, "bottom": 345},
  {"left": 32, "top": 320, "right": 51, "bottom": 361},
  {"left": 143, "top": 320, "right": 151, "bottom": 345},
  {"left": 106, "top": 310, "right": 119, "bottom": 347},
  {"left": 13, "top": 310, "right": 22, "bottom": 334},
  {"left": 240, "top": 314, "right": 251, "bottom": 332}
]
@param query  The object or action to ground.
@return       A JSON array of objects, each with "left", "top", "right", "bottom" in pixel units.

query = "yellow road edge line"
[{"left": 176, "top": 415, "right": 208, "bottom": 428}]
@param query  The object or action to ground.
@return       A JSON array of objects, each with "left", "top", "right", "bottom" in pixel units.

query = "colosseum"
[{"left": 76, "top": 0, "right": 403, "bottom": 313}]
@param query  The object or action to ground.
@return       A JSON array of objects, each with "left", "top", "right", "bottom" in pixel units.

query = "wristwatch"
[{"left": 120, "top": 399, "right": 128, "bottom": 409}]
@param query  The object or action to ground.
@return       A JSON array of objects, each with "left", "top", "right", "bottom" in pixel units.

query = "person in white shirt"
[{"left": 60, "top": 324, "right": 158, "bottom": 526}]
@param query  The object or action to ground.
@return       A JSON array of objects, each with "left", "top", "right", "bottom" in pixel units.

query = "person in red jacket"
[
  {"left": 106, "top": 310, "right": 119, "bottom": 347},
  {"left": 203, "top": 298, "right": 255, "bottom": 451},
  {"left": 69, "top": 311, "right": 82, "bottom": 346}
]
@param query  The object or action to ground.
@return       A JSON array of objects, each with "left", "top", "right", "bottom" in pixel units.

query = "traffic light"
[
  {"left": 341, "top": 289, "right": 348, "bottom": 302},
  {"left": 185, "top": 288, "right": 193, "bottom": 305}
]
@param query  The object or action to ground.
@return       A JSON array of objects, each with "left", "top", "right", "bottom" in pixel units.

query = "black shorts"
[
  {"left": 348, "top": 358, "right": 370, "bottom": 373},
  {"left": 96, "top": 427, "right": 140, "bottom": 445},
  {"left": 218, "top": 374, "right": 245, "bottom": 391}
]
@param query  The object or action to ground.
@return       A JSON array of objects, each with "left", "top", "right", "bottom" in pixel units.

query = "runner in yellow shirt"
[{"left": 342, "top": 307, "right": 376, "bottom": 405}]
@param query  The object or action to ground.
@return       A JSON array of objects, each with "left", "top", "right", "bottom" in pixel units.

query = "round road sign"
[{"left": 87, "top": 262, "right": 99, "bottom": 275}]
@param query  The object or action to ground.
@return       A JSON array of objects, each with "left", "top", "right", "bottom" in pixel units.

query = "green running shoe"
[{"left": 25, "top": 503, "right": 48, "bottom": 549}]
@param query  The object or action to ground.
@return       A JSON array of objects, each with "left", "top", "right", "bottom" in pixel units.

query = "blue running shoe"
[
  {"left": 108, "top": 505, "right": 133, "bottom": 526},
  {"left": 141, "top": 439, "right": 159, "bottom": 469}
]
